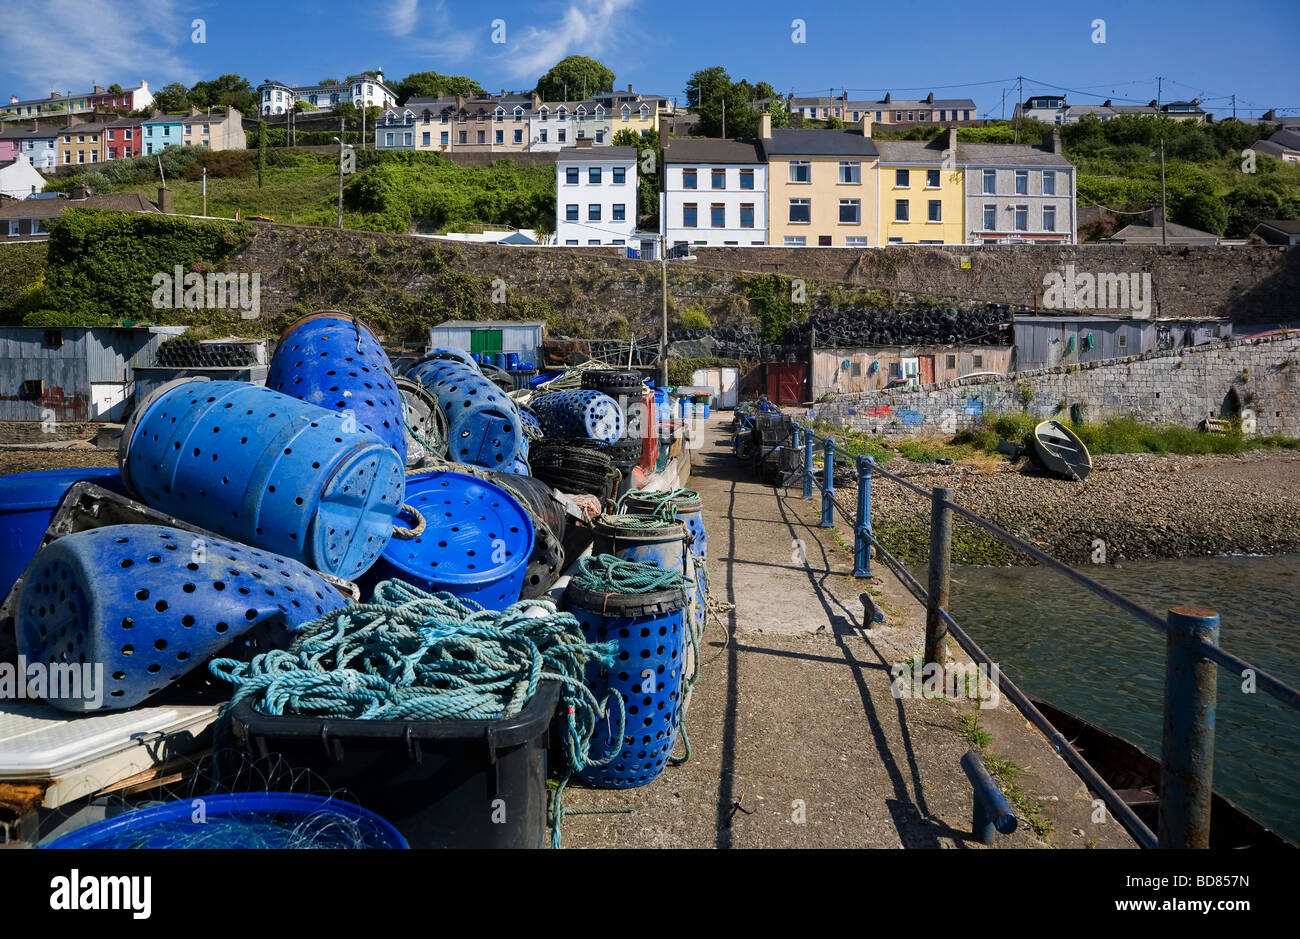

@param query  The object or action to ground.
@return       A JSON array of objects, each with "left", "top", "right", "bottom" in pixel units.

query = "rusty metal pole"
[
  {"left": 1158, "top": 605, "right": 1220, "bottom": 849},
  {"left": 925, "top": 487, "right": 953, "bottom": 666}
]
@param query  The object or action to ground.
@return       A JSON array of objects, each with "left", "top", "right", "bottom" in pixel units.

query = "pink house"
[{"left": 0, "top": 131, "right": 20, "bottom": 162}]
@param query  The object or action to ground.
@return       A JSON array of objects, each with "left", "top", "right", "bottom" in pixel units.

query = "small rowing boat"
[{"left": 1032, "top": 419, "right": 1092, "bottom": 481}]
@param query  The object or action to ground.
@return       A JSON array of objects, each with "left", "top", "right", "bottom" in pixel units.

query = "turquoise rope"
[{"left": 570, "top": 553, "right": 692, "bottom": 595}]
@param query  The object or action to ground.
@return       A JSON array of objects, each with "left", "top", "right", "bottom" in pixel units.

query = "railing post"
[
  {"left": 924, "top": 487, "right": 953, "bottom": 666},
  {"left": 853, "top": 454, "right": 873, "bottom": 578},
  {"left": 1158, "top": 606, "right": 1220, "bottom": 849},
  {"left": 803, "top": 429, "right": 814, "bottom": 500},
  {"left": 820, "top": 437, "right": 835, "bottom": 528},
  {"left": 961, "top": 752, "right": 1018, "bottom": 845}
]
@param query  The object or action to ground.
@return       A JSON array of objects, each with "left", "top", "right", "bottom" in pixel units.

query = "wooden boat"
[
  {"left": 1032, "top": 419, "right": 1092, "bottom": 480},
  {"left": 1029, "top": 696, "right": 1296, "bottom": 849}
]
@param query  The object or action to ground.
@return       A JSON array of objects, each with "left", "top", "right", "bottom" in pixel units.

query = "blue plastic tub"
[
  {"left": 0, "top": 468, "right": 125, "bottom": 601},
  {"left": 367, "top": 471, "right": 534, "bottom": 610},
  {"left": 120, "top": 378, "right": 405, "bottom": 580},
  {"left": 44, "top": 792, "right": 408, "bottom": 849},
  {"left": 266, "top": 311, "right": 407, "bottom": 462},
  {"left": 16, "top": 524, "right": 349, "bottom": 711}
]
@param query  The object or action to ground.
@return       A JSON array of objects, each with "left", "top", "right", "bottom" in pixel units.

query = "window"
[
  {"left": 926, "top": 169, "right": 940, "bottom": 188},
  {"left": 539, "top": 129, "right": 547, "bottom": 143},
  {"left": 589, "top": 167, "right": 601, "bottom": 183},
  {"left": 514, "top": 129, "right": 523, "bottom": 144},
  {"left": 566, "top": 166, "right": 579, "bottom": 184},
  {"left": 422, "top": 132, "right": 431, "bottom": 146},
  {"left": 613, "top": 239, "right": 625, "bottom": 245},
  {"left": 477, "top": 131, "right": 485, "bottom": 144},
  {"left": 740, "top": 169, "right": 754, "bottom": 189},
  {"left": 459, "top": 131, "right": 467, "bottom": 144},
  {"left": 983, "top": 204, "right": 996, "bottom": 230},
  {"left": 789, "top": 161, "right": 811, "bottom": 183},
  {"left": 1015, "top": 205, "right": 1028, "bottom": 230},
  {"left": 946, "top": 354, "right": 956, "bottom": 369},
  {"left": 983, "top": 169, "right": 996, "bottom": 194},
  {"left": 784, "top": 236, "right": 806, "bottom": 247},
  {"left": 495, "top": 130, "right": 503, "bottom": 144},
  {"left": 77, "top": 150, "right": 84, "bottom": 163},
  {"left": 928, "top": 200, "right": 942, "bottom": 222},
  {"left": 404, "top": 132, "right": 412, "bottom": 147},
  {"left": 895, "top": 168, "right": 910, "bottom": 188},
  {"left": 1042, "top": 170, "right": 1056, "bottom": 195},
  {"left": 839, "top": 161, "right": 860, "bottom": 184},
  {"left": 839, "top": 199, "right": 860, "bottom": 223},
  {"left": 588, "top": 240, "right": 601, "bottom": 246},
  {"left": 577, "top": 129, "right": 585, "bottom": 140},
  {"left": 31, "top": 220, "right": 44, "bottom": 234},
  {"left": 588, "top": 204, "right": 601, "bottom": 221},
  {"left": 819, "top": 235, "right": 832, "bottom": 246},
  {"left": 846, "top": 236, "right": 867, "bottom": 247},
  {"left": 740, "top": 204, "right": 755, "bottom": 228},
  {"left": 895, "top": 199, "right": 909, "bottom": 222},
  {"left": 566, "top": 204, "right": 579, "bottom": 221},
  {"left": 683, "top": 204, "right": 698, "bottom": 227},
  {"left": 613, "top": 204, "right": 626, "bottom": 221},
  {"left": 683, "top": 169, "right": 697, "bottom": 189},
  {"left": 595, "top": 130, "right": 604, "bottom": 144},
  {"left": 566, "top": 239, "right": 578, "bottom": 245},
  {"left": 789, "top": 198, "right": 810, "bottom": 223},
  {"left": 711, "top": 204, "right": 725, "bottom": 227},
  {"left": 613, "top": 167, "right": 626, "bottom": 184},
  {"left": 1043, "top": 205, "right": 1057, "bottom": 232},
  {"left": 441, "top": 132, "right": 449, "bottom": 145},
  {"left": 907, "top": 111, "right": 915, "bottom": 121},
  {"left": 1117, "top": 334, "right": 1128, "bottom": 349},
  {"left": 7, "top": 220, "right": 18, "bottom": 236},
  {"left": 875, "top": 111, "right": 882, "bottom": 121},
  {"left": 1015, "top": 170, "right": 1028, "bottom": 195},
  {"left": 712, "top": 168, "right": 726, "bottom": 189},
  {"left": 973, "top": 355, "right": 984, "bottom": 369}
]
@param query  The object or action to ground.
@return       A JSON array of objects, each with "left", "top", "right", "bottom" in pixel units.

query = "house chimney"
[
  {"left": 926, "top": 91, "right": 935, "bottom": 104},
  {"left": 93, "top": 85, "right": 104, "bottom": 94},
  {"left": 189, "top": 105, "right": 201, "bottom": 116},
  {"left": 945, "top": 126, "right": 958, "bottom": 153},
  {"left": 158, "top": 186, "right": 172, "bottom": 214},
  {"left": 1045, "top": 128, "right": 1063, "bottom": 153},
  {"left": 9, "top": 95, "right": 17, "bottom": 104},
  {"left": 1149, "top": 204, "right": 1164, "bottom": 229},
  {"left": 575, "top": 138, "right": 594, "bottom": 149},
  {"left": 627, "top": 83, "right": 633, "bottom": 93},
  {"left": 1103, "top": 99, "right": 1112, "bottom": 107},
  {"left": 760, "top": 111, "right": 772, "bottom": 139},
  {"left": 50, "top": 90, "right": 62, "bottom": 98},
  {"left": 860, "top": 113, "right": 873, "bottom": 138},
  {"left": 883, "top": 92, "right": 891, "bottom": 104}
]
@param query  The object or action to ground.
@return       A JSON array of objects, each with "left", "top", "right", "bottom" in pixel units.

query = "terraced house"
[
  {"left": 56, "top": 122, "right": 106, "bottom": 165},
  {"left": 181, "top": 107, "right": 246, "bottom": 150},
  {"left": 961, "top": 130, "right": 1076, "bottom": 244},
  {"left": 2, "top": 80, "right": 152, "bottom": 119},
  {"left": 663, "top": 137, "right": 767, "bottom": 247},
  {"left": 877, "top": 131, "right": 966, "bottom": 244},
  {"left": 792, "top": 91, "right": 978, "bottom": 126},
  {"left": 759, "top": 113, "right": 880, "bottom": 247}
]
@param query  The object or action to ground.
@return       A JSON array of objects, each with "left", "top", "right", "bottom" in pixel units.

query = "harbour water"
[{"left": 932, "top": 554, "right": 1300, "bottom": 844}]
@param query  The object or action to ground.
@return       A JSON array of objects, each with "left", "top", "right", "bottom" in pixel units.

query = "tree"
[
  {"left": 107, "top": 83, "right": 123, "bottom": 93},
  {"left": 535, "top": 55, "right": 614, "bottom": 101},
  {"left": 685, "top": 66, "right": 785, "bottom": 138},
  {"left": 152, "top": 82, "right": 190, "bottom": 112},
  {"left": 394, "top": 71, "right": 485, "bottom": 104},
  {"left": 613, "top": 128, "right": 660, "bottom": 221},
  {"left": 320, "top": 78, "right": 340, "bottom": 86},
  {"left": 187, "top": 74, "right": 257, "bottom": 116},
  {"left": 1172, "top": 190, "right": 1226, "bottom": 235},
  {"left": 257, "top": 119, "right": 266, "bottom": 188},
  {"left": 294, "top": 99, "right": 318, "bottom": 112}
]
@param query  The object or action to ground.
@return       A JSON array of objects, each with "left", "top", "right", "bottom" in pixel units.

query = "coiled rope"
[{"left": 570, "top": 553, "right": 691, "bottom": 595}]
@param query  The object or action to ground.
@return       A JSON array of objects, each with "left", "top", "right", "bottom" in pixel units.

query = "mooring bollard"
[
  {"left": 853, "top": 454, "right": 874, "bottom": 578},
  {"left": 961, "top": 752, "right": 1018, "bottom": 845},
  {"left": 820, "top": 437, "right": 835, "bottom": 528},
  {"left": 925, "top": 487, "right": 954, "bottom": 665},
  {"left": 1158, "top": 605, "right": 1220, "bottom": 849},
  {"left": 803, "top": 430, "right": 815, "bottom": 500}
]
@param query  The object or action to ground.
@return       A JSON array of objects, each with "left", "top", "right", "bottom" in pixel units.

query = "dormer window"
[
  {"left": 513, "top": 106, "right": 524, "bottom": 121},
  {"left": 557, "top": 106, "right": 568, "bottom": 120},
  {"left": 639, "top": 105, "right": 649, "bottom": 119},
  {"left": 576, "top": 106, "right": 586, "bottom": 120},
  {"left": 621, "top": 106, "right": 631, "bottom": 120},
  {"left": 539, "top": 106, "right": 549, "bottom": 121},
  {"left": 494, "top": 108, "right": 504, "bottom": 122}
]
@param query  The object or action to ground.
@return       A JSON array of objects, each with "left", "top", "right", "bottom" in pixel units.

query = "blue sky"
[{"left": 3, "top": 0, "right": 1298, "bottom": 117}]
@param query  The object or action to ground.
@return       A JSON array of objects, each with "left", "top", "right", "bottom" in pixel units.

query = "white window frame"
[
  {"left": 839, "top": 161, "right": 860, "bottom": 184},
  {"left": 789, "top": 161, "right": 811, "bottom": 184},
  {"left": 1015, "top": 170, "right": 1029, "bottom": 195},
  {"left": 788, "top": 198, "right": 811, "bottom": 224},
  {"left": 928, "top": 200, "right": 942, "bottom": 222},
  {"left": 839, "top": 199, "right": 861, "bottom": 224},
  {"left": 783, "top": 236, "right": 806, "bottom": 247}
]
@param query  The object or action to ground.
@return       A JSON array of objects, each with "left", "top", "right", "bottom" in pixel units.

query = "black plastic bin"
[{"left": 226, "top": 680, "right": 560, "bottom": 848}]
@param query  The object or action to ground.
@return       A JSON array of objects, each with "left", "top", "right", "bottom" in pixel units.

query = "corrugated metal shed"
[
  {"left": 1012, "top": 316, "right": 1230, "bottom": 371},
  {"left": 428, "top": 320, "right": 546, "bottom": 365}
]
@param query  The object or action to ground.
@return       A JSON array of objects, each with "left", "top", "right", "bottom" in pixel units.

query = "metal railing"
[{"left": 789, "top": 419, "right": 1300, "bottom": 849}]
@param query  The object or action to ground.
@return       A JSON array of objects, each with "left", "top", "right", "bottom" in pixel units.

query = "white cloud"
[
  {"left": 387, "top": 0, "right": 421, "bottom": 36},
  {"left": 501, "top": 0, "right": 639, "bottom": 81},
  {"left": 388, "top": 0, "right": 477, "bottom": 65},
  {"left": 0, "top": 0, "right": 195, "bottom": 100}
]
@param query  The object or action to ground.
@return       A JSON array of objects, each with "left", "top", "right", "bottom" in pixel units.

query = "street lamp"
[{"left": 333, "top": 128, "right": 353, "bottom": 230}]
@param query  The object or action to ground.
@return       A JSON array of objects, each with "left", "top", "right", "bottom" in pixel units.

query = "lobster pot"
[
  {"left": 530, "top": 390, "right": 624, "bottom": 443},
  {"left": 564, "top": 580, "right": 687, "bottom": 788},
  {"left": 394, "top": 377, "right": 448, "bottom": 467},
  {"left": 15, "top": 525, "right": 348, "bottom": 712},
  {"left": 407, "top": 359, "right": 524, "bottom": 470},
  {"left": 266, "top": 312, "right": 406, "bottom": 461},
  {"left": 419, "top": 347, "right": 479, "bottom": 371},
  {"left": 367, "top": 471, "right": 534, "bottom": 610},
  {"left": 591, "top": 516, "right": 688, "bottom": 578},
  {"left": 622, "top": 492, "right": 707, "bottom": 632},
  {"left": 120, "top": 378, "right": 405, "bottom": 581},
  {"left": 518, "top": 408, "right": 542, "bottom": 459}
]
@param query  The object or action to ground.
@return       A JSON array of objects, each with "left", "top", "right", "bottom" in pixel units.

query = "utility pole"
[
  {"left": 1159, "top": 137, "right": 1168, "bottom": 246},
  {"left": 202, "top": 165, "right": 207, "bottom": 217},
  {"left": 336, "top": 121, "right": 348, "bottom": 229},
  {"left": 1001, "top": 87, "right": 1006, "bottom": 120},
  {"left": 721, "top": 97, "right": 726, "bottom": 138},
  {"left": 1156, "top": 76, "right": 1163, "bottom": 109},
  {"left": 1231, "top": 94, "right": 1236, "bottom": 120},
  {"left": 660, "top": 235, "right": 669, "bottom": 388},
  {"left": 1015, "top": 76, "right": 1023, "bottom": 143}
]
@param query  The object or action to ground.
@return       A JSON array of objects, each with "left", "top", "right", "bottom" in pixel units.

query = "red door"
[
  {"left": 766, "top": 363, "right": 807, "bottom": 406},
  {"left": 918, "top": 355, "right": 935, "bottom": 385}
]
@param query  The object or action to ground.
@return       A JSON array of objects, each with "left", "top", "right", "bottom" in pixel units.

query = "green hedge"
[{"left": 0, "top": 241, "right": 49, "bottom": 324}]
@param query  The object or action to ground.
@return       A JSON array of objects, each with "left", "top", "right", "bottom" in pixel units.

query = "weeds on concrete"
[{"left": 959, "top": 710, "right": 1055, "bottom": 840}]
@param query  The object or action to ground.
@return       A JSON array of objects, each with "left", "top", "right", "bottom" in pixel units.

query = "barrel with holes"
[
  {"left": 619, "top": 493, "right": 706, "bottom": 668},
  {"left": 15, "top": 524, "right": 348, "bottom": 711},
  {"left": 266, "top": 311, "right": 406, "bottom": 461},
  {"left": 530, "top": 390, "right": 623, "bottom": 443},
  {"left": 564, "top": 578, "right": 686, "bottom": 788},
  {"left": 119, "top": 378, "right": 405, "bottom": 580},
  {"left": 406, "top": 359, "right": 524, "bottom": 470},
  {"left": 591, "top": 515, "right": 688, "bottom": 577},
  {"left": 394, "top": 377, "right": 448, "bottom": 467},
  {"left": 366, "top": 471, "right": 534, "bottom": 610}
]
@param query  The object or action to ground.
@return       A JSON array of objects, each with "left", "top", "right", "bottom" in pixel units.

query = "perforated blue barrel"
[
  {"left": 266, "top": 311, "right": 406, "bottom": 462},
  {"left": 407, "top": 359, "right": 524, "bottom": 470},
  {"left": 564, "top": 579, "right": 687, "bottom": 788},
  {"left": 120, "top": 378, "right": 405, "bottom": 580},
  {"left": 531, "top": 390, "right": 624, "bottom": 443},
  {"left": 418, "top": 347, "right": 478, "bottom": 371},
  {"left": 621, "top": 492, "right": 707, "bottom": 635},
  {"left": 15, "top": 524, "right": 348, "bottom": 711},
  {"left": 591, "top": 516, "right": 688, "bottom": 576},
  {"left": 0, "top": 468, "right": 126, "bottom": 602},
  {"left": 367, "top": 471, "right": 534, "bottom": 610}
]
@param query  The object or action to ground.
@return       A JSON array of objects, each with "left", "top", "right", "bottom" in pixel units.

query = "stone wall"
[{"left": 811, "top": 334, "right": 1300, "bottom": 437}]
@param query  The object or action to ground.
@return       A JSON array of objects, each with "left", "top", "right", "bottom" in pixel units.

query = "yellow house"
[
  {"left": 57, "top": 122, "right": 106, "bottom": 167},
  {"left": 877, "top": 133, "right": 966, "bottom": 244},
  {"left": 761, "top": 113, "right": 880, "bottom": 246}
]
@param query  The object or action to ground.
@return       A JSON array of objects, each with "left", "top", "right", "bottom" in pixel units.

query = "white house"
[
  {"left": 0, "top": 157, "right": 46, "bottom": 199},
  {"left": 555, "top": 143, "right": 638, "bottom": 246},
  {"left": 662, "top": 137, "right": 767, "bottom": 247},
  {"left": 258, "top": 71, "right": 396, "bottom": 115}
]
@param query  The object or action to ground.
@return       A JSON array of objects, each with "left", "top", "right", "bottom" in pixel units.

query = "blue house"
[{"left": 141, "top": 114, "right": 183, "bottom": 154}]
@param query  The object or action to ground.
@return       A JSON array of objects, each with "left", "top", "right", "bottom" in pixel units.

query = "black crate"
[{"left": 226, "top": 681, "right": 559, "bottom": 848}]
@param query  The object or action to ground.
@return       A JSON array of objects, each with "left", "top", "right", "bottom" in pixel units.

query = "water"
[{"left": 932, "top": 554, "right": 1300, "bottom": 844}]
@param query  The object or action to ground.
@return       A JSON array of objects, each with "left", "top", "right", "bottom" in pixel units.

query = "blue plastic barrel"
[
  {"left": 266, "top": 311, "right": 406, "bottom": 461},
  {"left": 419, "top": 347, "right": 479, "bottom": 371},
  {"left": 0, "top": 468, "right": 125, "bottom": 602},
  {"left": 406, "top": 359, "right": 524, "bottom": 470},
  {"left": 493, "top": 353, "right": 508, "bottom": 371},
  {"left": 506, "top": 353, "right": 520, "bottom": 372},
  {"left": 591, "top": 515, "right": 688, "bottom": 577},
  {"left": 531, "top": 390, "right": 624, "bottom": 442},
  {"left": 120, "top": 378, "right": 405, "bottom": 580},
  {"left": 15, "top": 524, "right": 348, "bottom": 711},
  {"left": 367, "top": 471, "right": 534, "bottom": 610},
  {"left": 44, "top": 792, "right": 407, "bottom": 849},
  {"left": 564, "top": 578, "right": 687, "bottom": 788}
]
